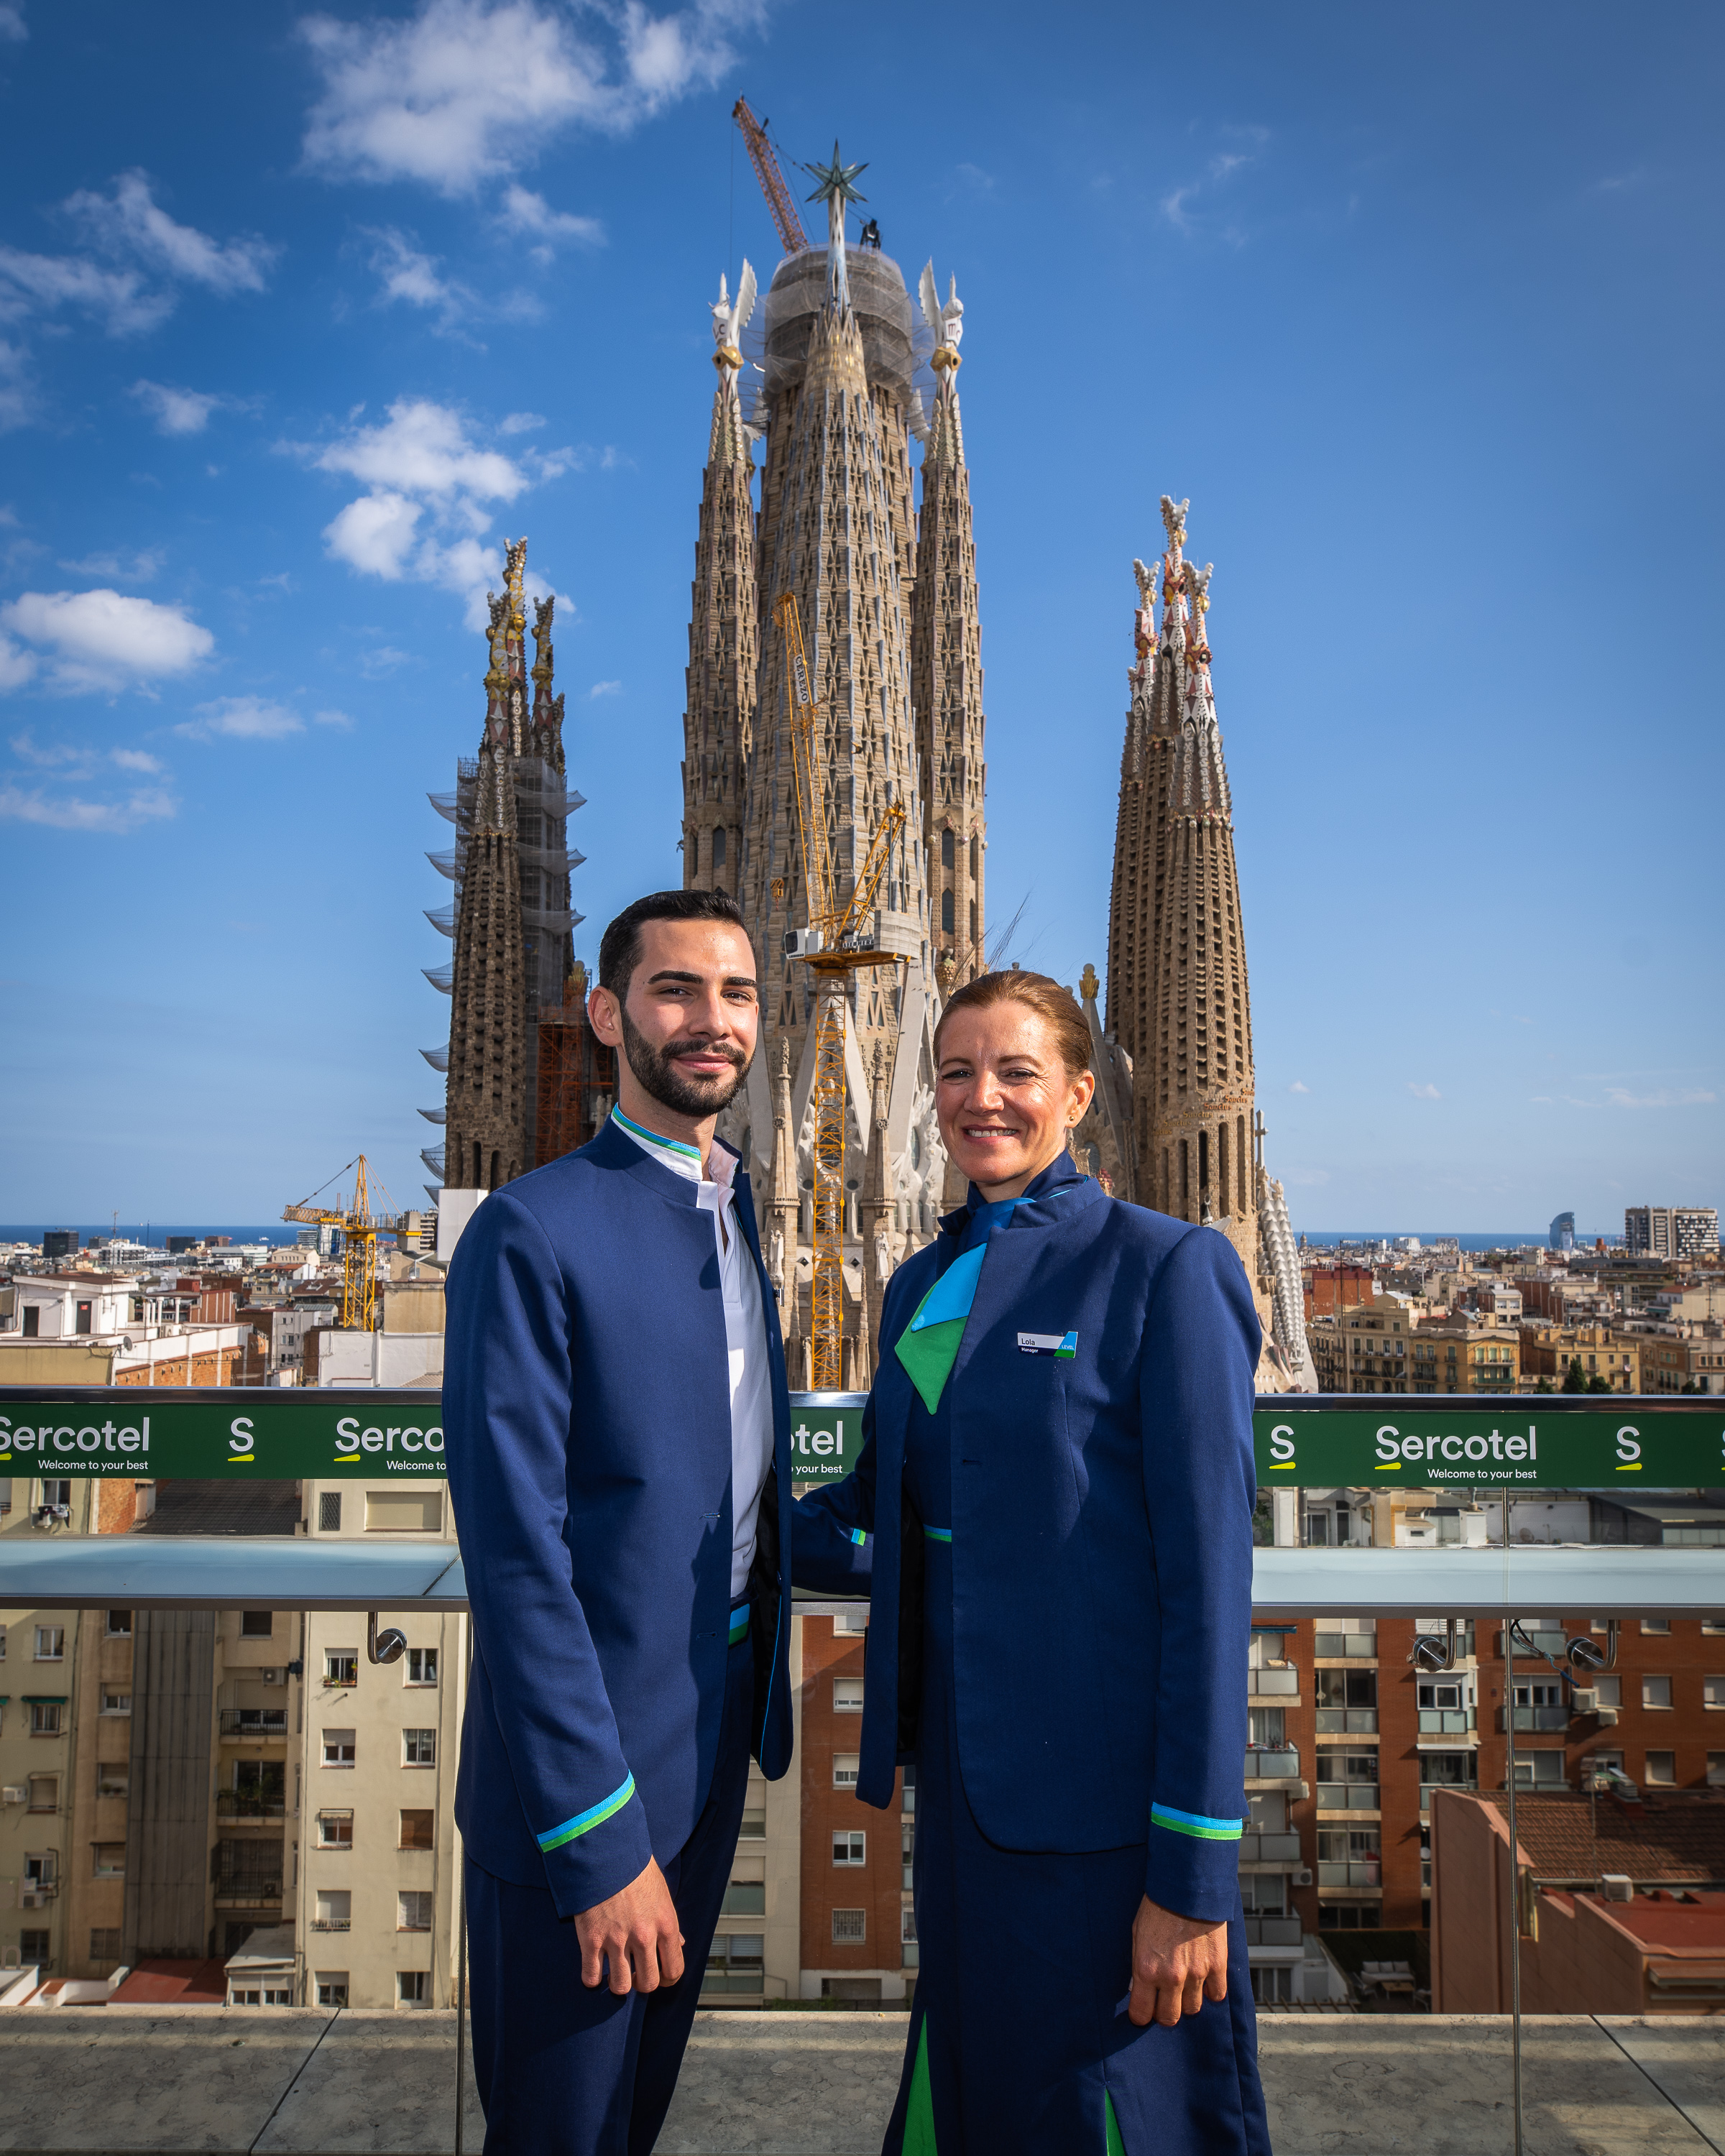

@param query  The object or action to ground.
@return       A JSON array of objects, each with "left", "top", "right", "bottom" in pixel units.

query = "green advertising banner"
[{"left": 0, "top": 1391, "right": 1721, "bottom": 1491}]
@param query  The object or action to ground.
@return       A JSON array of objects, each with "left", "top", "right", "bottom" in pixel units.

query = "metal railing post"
[
  {"left": 455, "top": 1613, "right": 472, "bottom": 2156},
  {"left": 1503, "top": 1494, "right": 1523, "bottom": 2156}
]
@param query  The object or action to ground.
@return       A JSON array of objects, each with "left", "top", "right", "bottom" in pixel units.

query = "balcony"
[
  {"left": 1248, "top": 1666, "right": 1300, "bottom": 1697},
  {"left": 1418, "top": 1708, "right": 1477, "bottom": 1735},
  {"left": 216, "top": 1792, "right": 287, "bottom": 1822},
  {"left": 1315, "top": 1708, "right": 1379, "bottom": 1734},
  {"left": 1245, "top": 1746, "right": 1300, "bottom": 1781},
  {"left": 1241, "top": 1915, "right": 1303, "bottom": 1946},
  {"left": 219, "top": 1709, "right": 288, "bottom": 1738},
  {"left": 1315, "top": 1783, "right": 1380, "bottom": 1812},
  {"left": 213, "top": 1881, "right": 283, "bottom": 1907},
  {"left": 1238, "top": 1831, "right": 1302, "bottom": 1864},
  {"left": 1314, "top": 1632, "right": 1376, "bottom": 1658},
  {"left": 1317, "top": 1860, "right": 1381, "bottom": 1888},
  {"left": 1501, "top": 1705, "right": 1573, "bottom": 1733}
]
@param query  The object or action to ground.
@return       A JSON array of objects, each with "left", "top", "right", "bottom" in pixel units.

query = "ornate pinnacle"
[
  {"left": 1159, "top": 494, "right": 1188, "bottom": 555},
  {"left": 504, "top": 537, "right": 527, "bottom": 631},
  {"left": 1080, "top": 962, "right": 1100, "bottom": 1003}
]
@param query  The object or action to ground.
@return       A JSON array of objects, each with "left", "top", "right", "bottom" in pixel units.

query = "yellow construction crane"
[
  {"left": 772, "top": 592, "right": 905, "bottom": 1388},
  {"left": 282, "top": 1155, "right": 407, "bottom": 1333}
]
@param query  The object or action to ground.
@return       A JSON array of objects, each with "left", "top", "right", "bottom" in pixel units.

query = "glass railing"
[
  {"left": 1314, "top": 1783, "right": 1379, "bottom": 1810},
  {"left": 1417, "top": 1708, "right": 1476, "bottom": 1734},
  {"left": 1317, "top": 1860, "right": 1381, "bottom": 1887},
  {"left": 1245, "top": 1746, "right": 1300, "bottom": 1779},
  {"left": 1313, "top": 1633, "right": 1377, "bottom": 1657},
  {"left": 1314, "top": 1707, "right": 1378, "bottom": 1733},
  {"left": 1238, "top": 1831, "right": 1302, "bottom": 1863},
  {"left": 1242, "top": 1915, "right": 1302, "bottom": 1945},
  {"left": 1500, "top": 1705, "right": 1572, "bottom": 1732},
  {"left": 1248, "top": 1666, "right": 1300, "bottom": 1695}
]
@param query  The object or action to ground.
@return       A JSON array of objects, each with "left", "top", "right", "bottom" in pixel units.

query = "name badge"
[{"left": 1018, "top": 1330, "right": 1077, "bottom": 1359}]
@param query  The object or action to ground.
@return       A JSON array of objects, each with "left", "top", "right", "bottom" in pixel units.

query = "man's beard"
[{"left": 619, "top": 1005, "right": 749, "bottom": 1120}]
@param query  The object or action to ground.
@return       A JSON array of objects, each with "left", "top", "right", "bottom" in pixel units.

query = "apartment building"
[
  {"left": 296, "top": 1475, "right": 464, "bottom": 2009},
  {"left": 0, "top": 1272, "right": 247, "bottom": 1386},
  {"left": 1518, "top": 1325, "right": 1641, "bottom": 1392},
  {"left": 1626, "top": 1207, "right": 1720, "bottom": 1262}
]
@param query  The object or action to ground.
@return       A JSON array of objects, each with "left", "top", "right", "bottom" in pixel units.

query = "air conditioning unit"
[
  {"left": 1572, "top": 1687, "right": 1596, "bottom": 1712},
  {"left": 20, "top": 1890, "right": 48, "bottom": 1909},
  {"left": 260, "top": 1668, "right": 285, "bottom": 1687},
  {"left": 1, "top": 1787, "right": 25, "bottom": 1806},
  {"left": 1596, "top": 1706, "right": 1619, "bottom": 1726},
  {"left": 1294, "top": 1867, "right": 1313, "bottom": 1887},
  {"left": 1601, "top": 1874, "right": 1633, "bottom": 1902}
]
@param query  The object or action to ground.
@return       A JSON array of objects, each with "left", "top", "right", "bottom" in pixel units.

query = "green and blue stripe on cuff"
[
  {"left": 538, "top": 1773, "right": 636, "bottom": 1853},
  {"left": 728, "top": 1606, "right": 750, "bottom": 1646},
  {"left": 1151, "top": 1802, "right": 1243, "bottom": 1843},
  {"left": 848, "top": 1526, "right": 869, "bottom": 1547},
  {"left": 922, "top": 1524, "right": 953, "bottom": 1542}
]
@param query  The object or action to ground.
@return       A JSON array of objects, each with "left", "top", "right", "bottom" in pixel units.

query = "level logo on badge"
[{"left": 1018, "top": 1331, "right": 1077, "bottom": 1359}]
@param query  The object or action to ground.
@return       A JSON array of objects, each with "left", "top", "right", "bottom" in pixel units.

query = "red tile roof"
[
  {"left": 111, "top": 1957, "right": 229, "bottom": 2004},
  {"left": 1479, "top": 1790, "right": 1725, "bottom": 1881}
]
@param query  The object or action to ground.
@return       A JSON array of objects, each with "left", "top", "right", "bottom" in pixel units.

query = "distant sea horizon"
[{"left": 1300, "top": 1230, "right": 1621, "bottom": 1252}]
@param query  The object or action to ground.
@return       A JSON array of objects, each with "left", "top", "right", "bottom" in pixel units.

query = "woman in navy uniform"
[{"left": 794, "top": 969, "right": 1269, "bottom": 2156}]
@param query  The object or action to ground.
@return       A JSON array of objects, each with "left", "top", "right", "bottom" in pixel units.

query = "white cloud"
[
  {"left": 0, "top": 588, "right": 213, "bottom": 694},
  {"left": 0, "top": 173, "right": 276, "bottom": 351},
  {"left": 178, "top": 695, "right": 304, "bottom": 742},
  {"left": 0, "top": 6, "right": 27, "bottom": 41},
  {"left": 366, "top": 227, "right": 474, "bottom": 328},
  {"left": 57, "top": 546, "right": 162, "bottom": 581},
  {"left": 314, "top": 707, "right": 355, "bottom": 729},
  {"left": 1604, "top": 1087, "right": 1716, "bottom": 1109},
  {"left": 499, "top": 185, "right": 603, "bottom": 257},
  {"left": 65, "top": 170, "right": 276, "bottom": 295},
  {"left": 588, "top": 679, "right": 621, "bottom": 699},
  {"left": 0, "top": 635, "right": 37, "bottom": 690},
  {"left": 129, "top": 379, "right": 228, "bottom": 436},
  {"left": 0, "top": 778, "right": 177, "bottom": 833},
  {"left": 1406, "top": 1081, "right": 1442, "bottom": 1100},
  {"left": 499, "top": 410, "right": 544, "bottom": 435},
  {"left": 298, "top": 397, "right": 559, "bottom": 622},
  {"left": 0, "top": 337, "right": 29, "bottom": 429},
  {"left": 298, "top": 0, "right": 760, "bottom": 195},
  {"left": 110, "top": 746, "right": 163, "bottom": 772},
  {"left": 1287, "top": 1079, "right": 1309, "bottom": 1095}
]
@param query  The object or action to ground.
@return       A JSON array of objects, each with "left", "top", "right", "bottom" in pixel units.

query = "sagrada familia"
[{"left": 418, "top": 146, "right": 1311, "bottom": 1388}]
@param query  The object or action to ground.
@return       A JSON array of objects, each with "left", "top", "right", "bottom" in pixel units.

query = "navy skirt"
[{"left": 881, "top": 1529, "right": 1272, "bottom": 2156}]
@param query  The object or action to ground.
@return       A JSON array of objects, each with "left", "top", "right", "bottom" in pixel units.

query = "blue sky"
[{"left": 1, "top": 0, "right": 1719, "bottom": 1235}]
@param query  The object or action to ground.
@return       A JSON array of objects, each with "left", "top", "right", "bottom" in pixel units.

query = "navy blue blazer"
[
  {"left": 443, "top": 1119, "right": 795, "bottom": 1919},
  {"left": 794, "top": 1169, "right": 1260, "bottom": 1925}
]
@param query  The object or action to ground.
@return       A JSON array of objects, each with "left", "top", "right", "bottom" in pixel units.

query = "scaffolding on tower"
[{"left": 772, "top": 591, "right": 905, "bottom": 1390}]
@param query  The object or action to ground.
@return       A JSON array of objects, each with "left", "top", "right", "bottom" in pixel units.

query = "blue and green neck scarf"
[{"left": 893, "top": 1156, "right": 1084, "bottom": 1414}]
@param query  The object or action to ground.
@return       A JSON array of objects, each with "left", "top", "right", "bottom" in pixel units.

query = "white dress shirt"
[{"left": 611, "top": 1106, "right": 775, "bottom": 1599}]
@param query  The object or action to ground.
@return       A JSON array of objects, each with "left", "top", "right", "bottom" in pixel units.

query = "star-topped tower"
[{"left": 804, "top": 143, "right": 868, "bottom": 308}]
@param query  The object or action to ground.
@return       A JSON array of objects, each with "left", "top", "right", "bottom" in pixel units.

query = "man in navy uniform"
[{"left": 443, "top": 888, "right": 799, "bottom": 2155}]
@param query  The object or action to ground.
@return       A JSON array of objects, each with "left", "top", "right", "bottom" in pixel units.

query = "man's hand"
[
  {"left": 574, "top": 1858, "right": 684, "bottom": 1996},
  {"left": 1128, "top": 1895, "right": 1228, "bottom": 2028}
]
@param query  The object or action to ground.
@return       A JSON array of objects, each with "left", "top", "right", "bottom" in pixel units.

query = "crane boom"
[
  {"left": 283, "top": 1153, "right": 406, "bottom": 1332},
  {"left": 732, "top": 97, "right": 811, "bottom": 257}
]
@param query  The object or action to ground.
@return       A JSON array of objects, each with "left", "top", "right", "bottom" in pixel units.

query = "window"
[
  {"left": 1643, "top": 1675, "right": 1673, "bottom": 1710},
  {"left": 92, "top": 1843, "right": 125, "bottom": 1877},
  {"left": 24, "top": 1853, "right": 58, "bottom": 1890},
  {"left": 22, "top": 1304, "right": 39, "bottom": 1337},
  {"left": 405, "top": 1649, "right": 438, "bottom": 1686},
  {"left": 324, "top": 1651, "right": 358, "bottom": 1687},
  {"left": 34, "top": 1626, "right": 65, "bottom": 1661},
  {"left": 902, "top": 1906, "right": 918, "bottom": 1945},
  {"left": 737, "top": 1807, "right": 767, "bottom": 1840},
  {"left": 397, "top": 1891, "right": 434, "bottom": 1932},
  {"left": 30, "top": 1703, "right": 63, "bottom": 1736},
  {"left": 403, "top": 1728, "right": 436, "bottom": 1766},
  {"left": 98, "top": 1770, "right": 128, "bottom": 1800},
  {"left": 1703, "top": 1616, "right": 1725, "bottom": 1635},
  {"left": 322, "top": 1728, "right": 356, "bottom": 1767},
  {"left": 398, "top": 1971, "right": 429, "bottom": 2006},
  {"left": 240, "top": 1611, "right": 274, "bottom": 1639},
  {"left": 27, "top": 1775, "right": 58, "bottom": 1813},
  {"left": 75, "top": 1299, "right": 92, "bottom": 1335},
  {"left": 1512, "top": 1750, "right": 1566, "bottom": 1787},
  {"left": 366, "top": 1490, "right": 444, "bottom": 1534},
  {"left": 314, "top": 1890, "right": 351, "bottom": 1931},
  {"left": 833, "top": 1611, "right": 868, "bottom": 1636},
  {"left": 1248, "top": 1708, "right": 1286, "bottom": 1747},
  {"left": 721, "top": 1880, "right": 765, "bottom": 1914},
  {"left": 89, "top": 1928, "right": 121, "bottom": 1963},
  {"left": 703, "top": 1935, "right": 763, "bottom": 1991},
  {"left": 318, "top": 1492, "right": 342, "bottom": 1533},
  {"left": 1642, "top": 1618, "right": 1672, "bottom": 1635},
  {"left": 1706, "top": 1677, "right": 1725, "bottom": 1711},
  {"left": 832, "top": 1908, "right": 866, "bottom": 1943},
  {"left": 901, "top": 1766, "right": 916, "bottom": 1813},
  {"left": 101, "top": 1692, "right": 131, "bottom": 1715},
  {"left": 712, "top": 827, "right": 726, "bottom": 870},
  {"left": 316, "top": 1975, "right": 349, "bottom": 2007},
  {"left": 1645, "top": 1751, "right": 1677, "bottom": 1786},
  {"left": 19, "top": 1929, "right": 50, "bottom": 1968},
  {"left": 400, "top": 1810, "right": 434, "bottom": 1851},
  {"left": 105, "top": 1610, "right": 132, "bottom": 1637},
  {"left": 1593, "top": 1675, "right": 1623, "bottom": 1708},
  {"left": 941, "top": 890, "right": 954, "bottom": 933},
  {"left": 0, "top": 1621, "right": 5, "bottom": 1657},
  {"left": 833, "top": 1752, "right": 860, "bottom": 1789},
  {"left": 833, "top": 1831, "right": 866, "bottom": 1866},
  {"left": 833, "top": 1678, "right": 864, "bottom": 1713},
  {"left": 1417, "top": 1682, "right": 1462, "bottom": 1711},
  {"left": 39, "top": 1478, "right": 70, "bottom": 1511},
  {"left": 1708, "top": 1755, "right": 1725, "bottom": 1788},
  {"left": 941, "top": 827, "right": 954, "bottom": 868},
  {"left": 318, "top": 1812, "right": 354, "bottom": 1848}
]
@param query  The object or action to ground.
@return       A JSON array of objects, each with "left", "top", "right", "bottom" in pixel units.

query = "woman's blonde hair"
[{"left": 932, "top": 969, "right": 1093, "bottom": 1077}]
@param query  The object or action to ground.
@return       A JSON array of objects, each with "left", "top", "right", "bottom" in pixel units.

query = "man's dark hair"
[{"left": 597, "top": 888, "right": 750, "bottom": 999}]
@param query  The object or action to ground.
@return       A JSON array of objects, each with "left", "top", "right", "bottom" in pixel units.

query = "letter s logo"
[
  {"left": 1616, "top": 1425, "right": 1642, "bottom": 1464},
  {"left": 229, "top": 1416, "right": 254, "bottom": 1455},
  {"left": 335, "top": 1416, "right": 361, "bottom": 1455},
  {"left": 1375, "top": 1425, "right": 1400, "bottom": 1464},
  {"left": 1270, "top": 1424, "right": 1297, "bottom": 1463}
]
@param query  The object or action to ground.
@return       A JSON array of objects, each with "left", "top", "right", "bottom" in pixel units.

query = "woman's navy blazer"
[
  {"left": 443, "top": 1119, "right": 796, "bottom": 1919},
  {"left": 794, "top": 1170, "right": 1261, "bottom": 1925}
]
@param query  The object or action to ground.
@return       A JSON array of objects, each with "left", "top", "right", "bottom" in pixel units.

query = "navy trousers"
[{"left": 465, "top": 1631, "right": 754, "bottom": 2156}]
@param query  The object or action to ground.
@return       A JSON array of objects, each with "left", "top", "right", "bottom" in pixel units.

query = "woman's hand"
[{"left": 1127, "top": 1896, "right": 1228, "bottom": 2027}]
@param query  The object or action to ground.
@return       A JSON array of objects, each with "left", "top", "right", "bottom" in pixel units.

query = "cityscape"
[{"left": 0, "top": 9, "right": 1721, "bottom": 2155}]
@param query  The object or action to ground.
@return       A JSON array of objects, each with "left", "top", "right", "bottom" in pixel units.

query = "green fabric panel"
[
  {"left": 894, "top": 1315, "right": 965, "bottom": 1415},
  {"left": 1105, "top": 2089, "right": 1127, "bottom": 2156},
  {"left": 901, "top": 2020, "right": 937, "bottom": 2155}
]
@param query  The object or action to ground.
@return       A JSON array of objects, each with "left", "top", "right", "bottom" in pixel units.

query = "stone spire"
[
  {"left": 763, "top": 1033, "right": 801, "bottom": 1335},
  {"left": 858, "top": 1040, "right": 896, "bottom": 1373},
  {"left": 1105, "top": 498, "right": 1257, "bottom": 1276},
  {"left": 742, "top": 236, "right": 929, "bottom": 1099},
  {"left": 444, "top": 539, "right": 530, "bottom": 1192},
  {"left": 684, "top": 262, "right": 760, "bottom": 896},
  {"left": 911, "top": 262, "right": 986, "bottom": 985}
]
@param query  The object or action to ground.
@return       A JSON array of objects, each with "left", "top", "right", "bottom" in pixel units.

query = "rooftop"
[
  {"left": 1470, "top": 1789, "right": 1725, "bottom": 1883},
  {"left": 0, "top": 2012, "right": 1721, "bottom": 2154}
]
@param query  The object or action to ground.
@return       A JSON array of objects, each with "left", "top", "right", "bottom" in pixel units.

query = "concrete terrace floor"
[{"left": 1, "top": 2011, "right": 1723, "bottom": 2155}]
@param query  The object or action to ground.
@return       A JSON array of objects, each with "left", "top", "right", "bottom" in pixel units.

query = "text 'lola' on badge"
[{"left": 1018, "top": 1331, "right": 1078, "bottom": 1359}]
